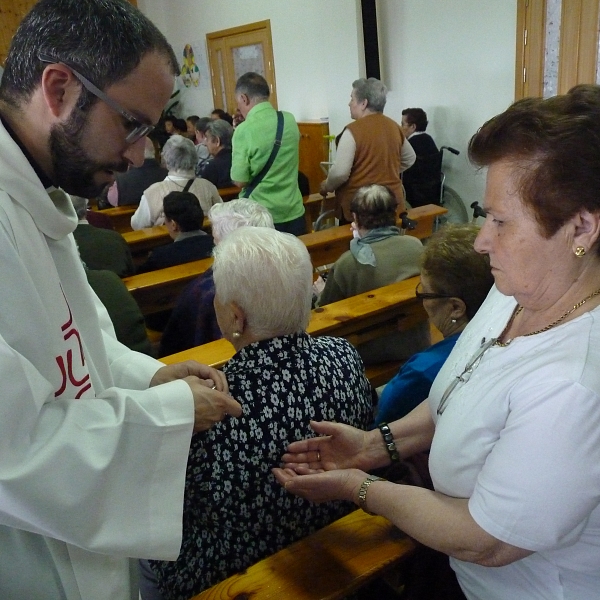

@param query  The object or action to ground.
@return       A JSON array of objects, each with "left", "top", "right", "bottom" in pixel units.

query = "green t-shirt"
[{"left": 231, "top": 102, "right": 304, "bottom": 224}]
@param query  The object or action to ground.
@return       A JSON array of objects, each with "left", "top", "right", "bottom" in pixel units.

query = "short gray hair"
[
  {"left": 70, "top": 195, "right": 88, "bottom": 219},
  {"left": 235, "top": 72, "right": 270, "bottom": 101},
  {"left": 205, "top": 119, "right": 234, "bottom": 150},
  {"left": 212, "top": 227, "right": 312, "bottom": 338},
  {"left": 209, "top": 198, "right": 274, "bottom": 243},
  {"left": 352, "top": 77, "right": 387, "bottom": 112},
  {"left": 161, "top": 134, "right": 197, "bottom": 171},
  {"left": 350, "top": 184, "right": 398, "bottom": 229}
]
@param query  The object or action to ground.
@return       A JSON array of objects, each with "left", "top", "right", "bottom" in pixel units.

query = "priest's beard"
[{"left": 49, "top": 107, "right": 129, "bottom": 198}]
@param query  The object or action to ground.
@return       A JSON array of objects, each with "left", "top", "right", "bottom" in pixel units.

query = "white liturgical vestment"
[{"left": 0, "top": 120, "right": 195, "bottom": 600}]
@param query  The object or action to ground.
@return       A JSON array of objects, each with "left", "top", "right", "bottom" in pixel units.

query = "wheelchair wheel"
[{"left": 440, "top": 186, "right": 468, "bottom": 224}]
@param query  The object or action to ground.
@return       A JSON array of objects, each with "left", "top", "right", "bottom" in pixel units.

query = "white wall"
[
  {"left": 379, "top": 0, "right": 517, "bottom": 208},
  {"left": 137, "top": 0, "right": 517, "bottom": 209},
  {"left": 136, "top": 0, "right": 364, "bottom": 136}
]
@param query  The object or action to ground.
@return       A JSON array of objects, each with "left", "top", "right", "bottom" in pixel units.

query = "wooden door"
[
  {"left": 515, "top": 0, "right": 600, "bottom": 98},
  {"left": 207, "top": 20, "right": 277, "bottom": 113}
]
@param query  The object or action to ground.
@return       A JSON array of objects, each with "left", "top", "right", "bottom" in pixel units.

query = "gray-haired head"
[
  {"left": 161, "top": 135, "right": 197, "bottom": 171},
  {"left": 209, "top": 198, "right": 274, "bottom": 244},
  {"left": 70, "top": 195, "right": 89, "bottom": 220},
  {"left": 352, "top": 77, "right": 387, "bottom": 113},
  {"left": 212, "top": 227, "right": 312, "bottom": 339},
  {"left": 350, "top": 184, "right": 398, "bottom": 229},
  {"left": 234, "top": 72, "right": 270, "bottom": 101},
  {"left": 0, "top": 0, "right": 177, "bottom": 110},
  {"left": 205, "top": 119, "right": 234, "bottom": 150},
  {"left": 195, "top": 116, "right": 212, "bottom": 134}
]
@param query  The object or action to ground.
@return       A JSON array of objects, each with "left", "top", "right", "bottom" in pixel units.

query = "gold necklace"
[{"left": 494, "top": 286, "right": 600, "bottom": 347}]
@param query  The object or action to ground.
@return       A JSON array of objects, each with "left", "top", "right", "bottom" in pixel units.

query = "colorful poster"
[{"left": 178, "top": 40, "right": 210, "bottom": 91}]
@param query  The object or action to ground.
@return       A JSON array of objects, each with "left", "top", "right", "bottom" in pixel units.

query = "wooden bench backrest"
[
  {"left": 161, "top": 275, "right": 424, "bottom": 367},
  {"left": 126, "top": 205, "right": 444, "bottom": 316},
  {"left": 124, "top": 257, "right": 213, "bottom": 316},
  {"left": 100, "top": 206, "right": 136, "bottom": 234},
  {"left": 191, "top": 509, "right": 416, "bottom": 600}
]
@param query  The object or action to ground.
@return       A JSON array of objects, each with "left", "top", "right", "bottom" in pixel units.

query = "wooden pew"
[
  {"left": 191, "top": 508, "right": 416, "bottom": 600},
  {"left": 123, "top": 201, "right": 446, "bottom": 267},
  {"left": 124, "top": 257, "right": 213, "bottom": 316},
  {"left": 303, "top": 203, "right": 447, "bottom": 270},
  {"left": 126, "top": 205, "right": 444, "bottom": 316},
  {"left": 161, "top": 276, "right": 426, "bottom": 387},
  {"left": 101, "top": 186, "right": 241, "bottom": 235},
  {"left": 122, "top": 225, "right": 170, "bottom": 256},
  {"left": 99, "top": 205, "right": 136, "bottom": 233},
  {"left": 218, "top": 185, "right": 241, "bottom": 201},
  {"left": 122, "top": 216, "right": 211, "bottom": 256}
]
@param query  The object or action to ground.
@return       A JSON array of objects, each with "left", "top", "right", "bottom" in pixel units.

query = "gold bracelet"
[{"left": 357, "top": 474, "right": 385, "bottom": 515}]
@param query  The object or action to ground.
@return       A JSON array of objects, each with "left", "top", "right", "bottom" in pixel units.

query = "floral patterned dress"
[{"left": 149, "top": 332, "right": 374, "bottom": 600}]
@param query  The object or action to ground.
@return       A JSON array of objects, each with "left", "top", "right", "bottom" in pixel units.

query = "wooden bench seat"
[
  {"left": 99, "top": 205, "right": 136, "bottom": 233},
  {"left": 191, "top": 508, "right": 416, "bottom": 600},
  {"left": 127, "top": 205, "right": 444, "bottom": 316},
  {"left": 122, "top": 225, "right": 171, "bottom": 255},
  {"left": 161, "top": 276, "right": 425, "bottom": 370},
  {"left": 217, "top": 185, "right": 241, "bottom": 201},
  {"left": 124, "top": 257, "right": 213, "bottom": 316}
]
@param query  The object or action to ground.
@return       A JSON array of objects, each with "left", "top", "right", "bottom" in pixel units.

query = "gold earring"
[
  {"left": 575, "top": 246, "right": 586, "bottom": 257},
  {"left": 232, "top": 331, "right": 241, "bottom": 339}
]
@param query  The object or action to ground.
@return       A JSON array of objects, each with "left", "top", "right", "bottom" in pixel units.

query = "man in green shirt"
[{"left": 231, "top": 72, "right": 306, "bottom": 235}]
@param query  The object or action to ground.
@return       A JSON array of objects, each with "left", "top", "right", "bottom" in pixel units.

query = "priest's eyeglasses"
[{"left": 38, "top": 53, "right": 154, "bottom": 145}]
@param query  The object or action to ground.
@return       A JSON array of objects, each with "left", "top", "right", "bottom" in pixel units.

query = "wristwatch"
[{"left": 357, "top": 474, "right": 385, "bottom": 515}]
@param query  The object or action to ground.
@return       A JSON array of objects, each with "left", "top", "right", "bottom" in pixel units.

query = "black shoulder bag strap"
[
  {"left": 242, "top": 111, "right": 284, "bottom": 198},
  {"left": 183, "top": 179, "right": 195, "bottom": 192}
]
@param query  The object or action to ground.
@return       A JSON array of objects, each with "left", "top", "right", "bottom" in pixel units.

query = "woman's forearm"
[
  {"left": 362, "top": 480, "right": 532, "bottom": 566},
  {"left": 386, "top": 400, "right": 435, "bottom": 461}
]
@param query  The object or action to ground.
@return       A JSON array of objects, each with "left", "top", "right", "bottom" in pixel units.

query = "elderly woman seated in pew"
[
  {"left": 140, "top": 227, "right": 374, "bottom": 600},
  {"left": 276, "top": 85, "right": 600, "bottom": 600},
  {"left": 130, "top": 134, "right": 222, "bottom": 230},
  {"left": 375, "top": 223, "right": 493, "bottom": 424},
  {"left": 159, "top": 198, "right": 274, "bottom": 357},
  {"left": 317, "top": 183, "right": 429, "bottom": 364}
]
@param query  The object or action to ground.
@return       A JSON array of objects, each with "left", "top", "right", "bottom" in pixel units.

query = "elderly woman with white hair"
[
  {"left": 130, "top": 134, "right": 222, "bottom": 230},
  {"left": 159, "top": 198, "right": 273, "bottom": 357},
  {"left": 141, "top": 227, "right": 374, "bottom": 600}
]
